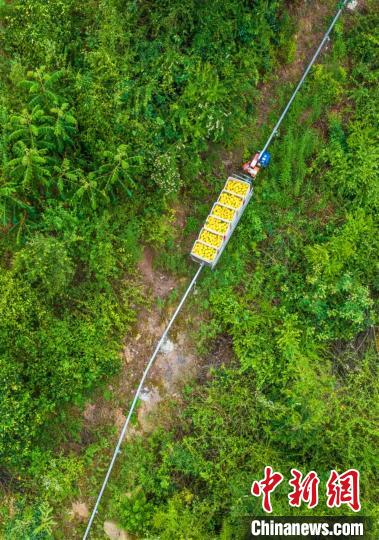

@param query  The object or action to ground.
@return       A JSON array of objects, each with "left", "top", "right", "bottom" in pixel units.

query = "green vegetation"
[
  {"left": 0, "top": 0, "right": 378, "bottom": 538},
  {"left": 97, "top": 5, "right": 379, "bottom": 539}
]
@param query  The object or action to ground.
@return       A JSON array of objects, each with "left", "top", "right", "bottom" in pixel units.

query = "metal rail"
[
  {"left": 83, "top": 263, "right": 204, "bottom": 539},
  {"left": 83, "top": 2, "right": 349, "bottom": 536}
]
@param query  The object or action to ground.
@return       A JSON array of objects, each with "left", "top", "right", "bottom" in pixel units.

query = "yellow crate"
[
  {"left": 212, "top": 204, "right": 235, "bottom": 222},
  {"left": 199, "top": 229, "right": 223, "bottom": 248},
  {"left": 191, "top": 241, "right": 217, "bottom": 262},
  {"left": 205, "top": 216, "right": 229, "bottom": 235},
  {"left": 219, "top": 192, "right": 243, "bottom": 210},
  {"left": 225, "top": 179, "right": 250, "bottom": 196}
]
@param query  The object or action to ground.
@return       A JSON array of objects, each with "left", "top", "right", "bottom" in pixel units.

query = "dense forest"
[{"left": 0, "top": 0, "right": 378, "bottom": 538}]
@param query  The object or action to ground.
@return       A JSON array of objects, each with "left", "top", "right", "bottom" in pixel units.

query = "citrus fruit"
[
  {"left": 212, "top": 204, "right": 235, "bottom": 221},
  {"left": 205, "top": 216, "right": 229, "bottom": 235},
  {"left": 192, "top": 241, "right": 217, "bottom": 261},
  {"left": 199, "top": 229, "right": 223, "bottom": 248},
  {"left": 219, "top": 192, "right": 243, "bottom": 209},
  {"left": 225, "top": 179, "right": 250, "bottom": 196}
]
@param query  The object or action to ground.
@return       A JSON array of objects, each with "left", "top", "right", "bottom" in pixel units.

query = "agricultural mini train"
[{"left": 190, "top": 151, "right": 270, "bottom": 268}]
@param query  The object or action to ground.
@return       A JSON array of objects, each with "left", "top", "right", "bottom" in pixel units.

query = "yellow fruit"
[
  {"left": 212, "top": 204, "right": 235, "bottom": 221},
  {"left": 219, "top": 192, "right": 243, "bottom": 209},
  {"left": 225, "top": 179, "right": 250, "bottom": 196},
  {"left": 199, "top": 229, "right": 223, "bottom": 248},
  {"left": 205, "top": 216, "right": 229, "bottom": 235},
  {"left": 192, "top": 241, "right": 217, "bottom": 261}
]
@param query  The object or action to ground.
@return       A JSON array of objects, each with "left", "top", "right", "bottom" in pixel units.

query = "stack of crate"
[{"left": 191, "top": 176, "right": 253, "bottom": 268}]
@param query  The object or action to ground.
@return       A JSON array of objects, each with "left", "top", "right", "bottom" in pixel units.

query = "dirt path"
[
  {"left": 79, "top": 245, "right": 198, "bottom": 439},
  {"left": 69, "top": 246, "right": 201, "bottom": 530},
  {"left": 255, "top": 1, "right": 331, "bottom": 129},
  {"left": 220, "top": 0, "right": 337, "bottom": 174}
]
